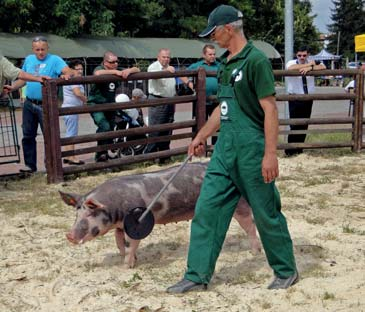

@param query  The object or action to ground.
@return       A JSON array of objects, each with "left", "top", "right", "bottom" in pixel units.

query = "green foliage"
[
  {"left": 0, "top": 0, "right": 322, "bottom": 56},
  {"left": 327, "top": 0, "right": 365, "bottom": 59}
]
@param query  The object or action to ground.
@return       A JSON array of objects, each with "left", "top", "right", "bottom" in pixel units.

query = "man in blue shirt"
[
  {"left": 9, "top": 36, "right": 74, "bottom": 173},
  {"left": 181, "top": 44, "right": 220, "bottom": 144}
]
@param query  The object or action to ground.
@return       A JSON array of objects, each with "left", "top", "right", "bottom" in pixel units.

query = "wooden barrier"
[
  {"left": 42, "top": 68, "right": 364, "bottom": 183},
  {"left": 42, "top": 69, "right": 206, "bottom": 183}
]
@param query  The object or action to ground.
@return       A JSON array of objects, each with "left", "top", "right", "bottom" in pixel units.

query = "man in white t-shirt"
[{"left": 285, "top": 46, "right": 326, "bottom": 156}]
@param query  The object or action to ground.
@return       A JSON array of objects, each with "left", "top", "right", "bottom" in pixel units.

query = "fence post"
[
  {"left": 357, "top": 71, "right": 364, "bottom": 151},
  {"left": 42, "top": 80, "right": 64, "bottom": 183},
  {"left": 195, "top": 68, "right": 207, "bottom": 132},
  {"left": 353, "top": 71, "right": 363, "bottom": 152}
]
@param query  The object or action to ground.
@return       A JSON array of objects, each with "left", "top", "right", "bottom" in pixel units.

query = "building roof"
[{"left": 0, "top": 32, "right": 281, "bottom": 60}]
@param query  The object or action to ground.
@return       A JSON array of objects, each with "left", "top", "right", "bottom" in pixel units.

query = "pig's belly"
[{"left": 155, "top": 210, "right": 195, "bottom": 225}]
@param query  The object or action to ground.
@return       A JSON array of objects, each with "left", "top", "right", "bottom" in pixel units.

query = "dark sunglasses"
[
  {"left": 297, "top": 54, "right": 307, "bottom": 58},
  {"left": 106, "top": 60, "right": 118, "bottom": 64},
  {"left": 32, "top": 36, "right": 48, "bottom": 42}
]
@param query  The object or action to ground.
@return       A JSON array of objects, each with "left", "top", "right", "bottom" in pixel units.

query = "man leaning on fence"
[
  {"left": 87, "top": 51, "right": 140, "bottom": 162},
  {"left": 4, "top": 36, "right": 74, "bottom": 173},
  {"left": 285, "top": 46, "right": 326, "bottom": 157}
]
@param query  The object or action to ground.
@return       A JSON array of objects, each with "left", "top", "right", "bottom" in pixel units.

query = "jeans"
[{"left": 22, "top": 100, "right": 44, "bottom": 171}]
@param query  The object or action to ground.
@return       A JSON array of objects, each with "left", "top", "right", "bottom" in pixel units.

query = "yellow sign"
[{"left": 355, "top": 34, "right": 365, "bottom": 52}]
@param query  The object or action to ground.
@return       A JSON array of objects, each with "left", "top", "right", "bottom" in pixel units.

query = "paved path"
[{"left": 0, "top": 87, "right": 361, "bottom": 176}]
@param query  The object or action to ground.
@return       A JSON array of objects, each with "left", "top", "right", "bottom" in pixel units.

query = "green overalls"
[{"left": 184, "top": 44, "right": 296, "bottom": 284}]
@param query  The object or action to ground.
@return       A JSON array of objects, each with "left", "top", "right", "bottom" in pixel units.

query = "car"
[{"left": 347, "top": 61, "right": 360, "bottom": 69}]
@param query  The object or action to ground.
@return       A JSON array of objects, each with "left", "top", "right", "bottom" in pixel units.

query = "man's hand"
[
  {"left": 116, "top": 69, "right": 132, "bottom": 79},
  {"left": 3, "top": 85, "right": 13, "bottom": 94},
  {"left": 188, "top": 135, "right": 206, "bottom": 157},
  {"left": 261, "top": 152, "right": 279, "bottom": 183},
  {"left": 36, "top": 75, "right": 51, "bottom": 83},
  {"left": 166, "top": 66, "right": 175, "bottom": 74},
  {"left": 60, "top": 74, "right": 72, "bottom": 80}
]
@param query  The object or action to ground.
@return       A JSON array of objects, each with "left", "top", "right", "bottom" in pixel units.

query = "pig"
[{"left": 60, "top": 162, "right": 261, "bottom": 268}]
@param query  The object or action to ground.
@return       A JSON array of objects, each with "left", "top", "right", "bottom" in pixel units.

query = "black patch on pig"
[{"left": 91, "top": 226, "right": 100, "bottom": 237}]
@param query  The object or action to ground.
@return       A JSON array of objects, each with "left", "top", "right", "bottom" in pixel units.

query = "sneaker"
[
  {"left": 166, "top": 278, "right": 207, "bottom": 294},
  {"left": 267, "top": 271, "right": 299, "bottom": 290},
  {"left": 19, "top": 166, "right": 35, "bottom": 173}
]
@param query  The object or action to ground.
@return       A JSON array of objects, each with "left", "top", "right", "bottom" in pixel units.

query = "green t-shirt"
[
  {"left": 88, "top": 65, "right": 122, "bottom": 104},
  {"left": 188, "top": 60, "right": 220, "bottom": 100},
  {"left": 218, "top": 41, "right": 276, "bottom": 130}
]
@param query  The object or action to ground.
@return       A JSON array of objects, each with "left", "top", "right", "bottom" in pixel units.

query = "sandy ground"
[{"left": 0, "top": 153, "right": 365, "bottom": 312}]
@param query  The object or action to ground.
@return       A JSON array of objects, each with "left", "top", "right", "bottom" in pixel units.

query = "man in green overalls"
[{"left": 167, "top": 5, "right": 298, "bottom": 293}]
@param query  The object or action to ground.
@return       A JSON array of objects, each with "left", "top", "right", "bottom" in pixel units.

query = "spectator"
[
  {"left": 88, "top": 51, "right": 140, "bottom": 162},
  {"left": 144, "top": 48, "right": 176, "bottom": 164},
  {"left": 62, "top": 59, "right": 87, "bottom": 165},
  {"left": 4, "top": 36, "right": 74, "bottom": 173},
  {"left": 180, "top": 44, "right": 220, "bottom": 145},
  {"left": 285, "top": 46, "right": 326, "bottom": 156},
  {"left": 1, "top": 55, "right": 49, "bottom": 97},
  {"left": 167, "top": 5, "right": 298, "bottom": 293},
  {"left": 131, "top": 88, "right": 147, "bottom": 126}
]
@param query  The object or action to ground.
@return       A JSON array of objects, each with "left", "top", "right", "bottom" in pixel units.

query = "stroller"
[{"left": 114, "top": 106, "right": 147, "bottom": 157}]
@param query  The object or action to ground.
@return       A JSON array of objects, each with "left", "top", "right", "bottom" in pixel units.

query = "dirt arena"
[{"left": 1, "top": 152, "right": 364, "bottom": 312}]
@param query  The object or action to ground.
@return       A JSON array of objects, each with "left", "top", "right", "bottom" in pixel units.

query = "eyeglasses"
[
  {"left": 297, "top": 54, "right": 307, "bottom": 58},
  {"left": 32, "top": 36, "right": 48, "bottom": 42},
  {"left": 106, "top": 60, "right": 118, "bottom": 64}
]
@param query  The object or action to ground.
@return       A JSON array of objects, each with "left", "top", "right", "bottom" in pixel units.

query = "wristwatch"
[{"left": 311, "top": 65, "right": 314, "bottom": 70}]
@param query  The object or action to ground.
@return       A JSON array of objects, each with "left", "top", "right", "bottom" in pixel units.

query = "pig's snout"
[{"left": 66, "top": 232, "right": 82, "bottom": 244}]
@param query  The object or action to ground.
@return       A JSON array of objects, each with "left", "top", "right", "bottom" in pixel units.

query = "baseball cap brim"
[{"left": 199, "top": 25, "right": 217, "bottom": 38}]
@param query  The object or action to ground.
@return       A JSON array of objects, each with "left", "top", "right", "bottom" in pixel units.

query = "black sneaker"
[
  {"left": 267, "top": 271, "right": 299, "bottom": 290},
  {"left": 19, "top": 166, "right": 35, "bottom": 173},
  {"left": 166, "top": 278, "right": 207, "bottom": 294}
]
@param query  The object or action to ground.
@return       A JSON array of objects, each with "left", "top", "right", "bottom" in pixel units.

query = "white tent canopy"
[{"left": 309, "top": 49, "right": 341, "bottom": 61}]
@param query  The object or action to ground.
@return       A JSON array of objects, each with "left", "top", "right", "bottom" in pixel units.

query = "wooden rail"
[{"left": 42, "top": 68, "right": 364, "bottom": 183}]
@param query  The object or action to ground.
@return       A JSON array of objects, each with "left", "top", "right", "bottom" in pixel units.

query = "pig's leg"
[
  {"left": 115, "top": 228, "right": 126, "bottom": 260},
  {"left": 233, "top": 198, "right": 261, "bottom": 254},
  {"left": 124, "top": 235, "right": 140, "bottom": 268}
]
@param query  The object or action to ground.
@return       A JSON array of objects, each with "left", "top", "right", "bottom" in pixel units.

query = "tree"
[
  {"left": 327, "top": 0, "right": 365, "bottom": 60},
  {"left": 0, "top": 0, "right": 322, "bottom": 56}
]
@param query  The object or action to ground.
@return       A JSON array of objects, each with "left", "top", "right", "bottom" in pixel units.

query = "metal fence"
[{"left": 0, "top": 96, "right": 20, "bottom": 165}]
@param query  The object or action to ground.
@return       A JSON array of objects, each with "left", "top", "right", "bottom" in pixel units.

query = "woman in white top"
[{"left": 62, "top": 59, "right": 87, "bottom": 165}]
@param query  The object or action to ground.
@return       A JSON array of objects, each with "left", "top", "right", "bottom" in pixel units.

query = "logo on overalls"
[
  {"left": 109, "top": 82, "right": 116, "bottom": 91},
  {"left": 234, "top": 70, "right": 243, "bottom": 82},
  {"left": 221, "top": 101, "right": 228, "bottom": 119}
]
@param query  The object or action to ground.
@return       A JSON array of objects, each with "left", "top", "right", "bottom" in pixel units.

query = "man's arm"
[
  {"left": 288, "top": 61, "right": 326, "bottom": 75},
  {"left": 188, "top": 105, "right": 220, "bottom": 156},
  {"left": 259, "top": 95, "right": 279, "bottom": 183},
  {"left": 94, "top": 66, "right": 140, "bottom": 79}
]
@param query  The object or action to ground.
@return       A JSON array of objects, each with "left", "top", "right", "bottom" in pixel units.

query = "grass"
[{"left": 322, "top": 291, "right": 335, "bottom": 300}]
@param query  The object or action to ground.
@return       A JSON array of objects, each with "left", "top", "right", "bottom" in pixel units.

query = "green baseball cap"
[{"left": 199, "top": 5, "right": 243, "bottom": 37}]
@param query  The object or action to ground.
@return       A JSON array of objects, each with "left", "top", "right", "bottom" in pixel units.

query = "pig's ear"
[
  {"left": 84, "top": 198, "right": 105, "bottom": 210},
  {"left": 59, "top": 191, "right": 81, "bottom": 207}
]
